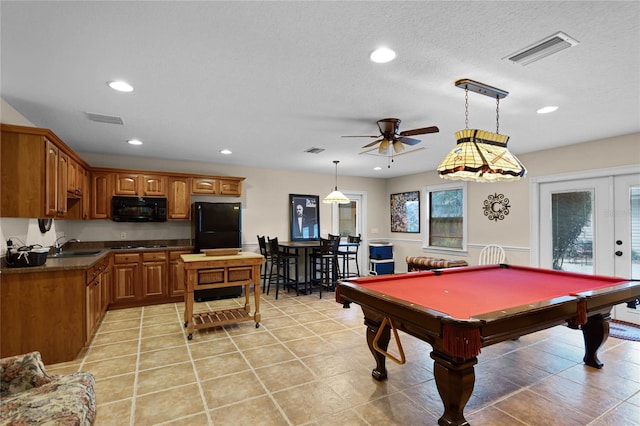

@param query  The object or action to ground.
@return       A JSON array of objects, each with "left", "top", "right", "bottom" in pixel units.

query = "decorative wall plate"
[{"left": 483, "top": 193, "right": 510, "bottom": 221}]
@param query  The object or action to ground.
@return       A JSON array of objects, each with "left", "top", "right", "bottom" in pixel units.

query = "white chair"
[{"left": 478, "top": 244, "right": 506, "bottom": 265}]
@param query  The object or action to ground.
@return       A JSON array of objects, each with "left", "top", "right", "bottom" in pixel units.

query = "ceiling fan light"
[{"left": 108, "top": 80, "right": 133, "bottom": 92}]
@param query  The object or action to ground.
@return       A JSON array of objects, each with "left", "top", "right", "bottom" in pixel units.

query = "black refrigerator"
[{"left": 192, "top": 202, "right": 242, "bottom": 301}]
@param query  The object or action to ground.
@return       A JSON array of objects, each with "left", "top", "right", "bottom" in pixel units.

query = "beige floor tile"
[
  {"left": 465, "top": 406, "right": 527, "bottom": 425},
  {"left": 95, "top": 373, "right": 135, "bottom": 404},
  {"left": 262, "top": 314, "right": 297, "bottom": 330},
  {"left": 103, "top": 308, "right": 142, "bottom": 322},
  {"left": 286, "top": 335, "right": 332, "bottom": 358},
  {"left": 139, "top": 331, "right": 186, "bottom": 352},
  {"left": 82, "top": 354, "right": 137, "bottom": 380},
  {"left": 91, "top": 328, "right": 140, "bottom": 346},
  {"left": 353, "top": 392, "right": 440, "bottom": 425},
  {"left": 136, "top": 361, "right": 197, "bottom": 395},
  {"left": 155, "top": 412, "right": 210, "bottom": 426},
  {"left": 242, "top": 343, "right": 296, "bottom": 368},
  {"left": 595, "top": 400, "right": 640, "bottom": 425},
  {"left": 208, "top": 395, "right": 288, "bottom": 425},
  {"left": 140, "top": 321, "right": 185, "bottom": 338},
  {"left": 85, "top": 340, "right": 140, "bottom": 363},
  {"left": 303, "top": 319, "right": 347, "bottom": 335},
  {"left": 300, "top": 351, "right": 356, "bottom": 379},
  {"left": 200, "top": 370, "right": 266, "bottom": 408},
  {"left": 188, "top": 337, "right": 237, "bottom": 360},
  {"left": 194, "top": 352, "right": 249, "bottom": 381},
  {"left": 272, "top": 381, "right": 351, "bottom": 424},
  {"left": 138, "top": 345, "right": 190, "bottom": 371},
  {"left": 255, "top": 359, "right": 314, "bottom": 392},
  {"left": 98, "top": 319, "right": 140, "bottom": 333},
  {"left": 269, "top": 324, "right": 314, "bottom": 342},
  {"left": 294, "top": 310, "right": 331, "bottom": 324},
  {"left": 323, "top": 368, "right": 400, "bottom": 406},
  {"left": 142, "top": 303, "right": 179, "bottom": 317},
  {"left": 134, "top": 383, "right": 205, "bottom": 424},
  {"left": 494, "top": 389, "right": 594, "bottom": 425},
  {"left": 95, "top": 399, "right": 132, "bottom": 425},
  {"left": 232, "top": 329, "right": 280, "bottom": 349},
  {"left": 308, "top": 408, "right": 369, "bottom": 426}
]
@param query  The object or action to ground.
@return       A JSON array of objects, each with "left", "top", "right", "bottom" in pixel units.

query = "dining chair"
[
  {"left": 478, "top": 244, "right": 506, "bottom": 265},
  {"left": 257, "top": 235, "right": 273, "bottom": 293}
]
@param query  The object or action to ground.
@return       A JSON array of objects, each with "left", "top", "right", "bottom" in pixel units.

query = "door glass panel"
[
  {"left": 338, "top": 201, "right": 357, "bottom": 237},
  {"left": 551, "top": 191, "right": 593, "bottom": 273},
  {"left": 631, "top": 186, "right": 640, "bottom": 279}
]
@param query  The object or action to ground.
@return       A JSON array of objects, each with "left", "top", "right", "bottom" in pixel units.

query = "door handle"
[{"left": 615, "top": 251, "right": 623, "bottom": 256}]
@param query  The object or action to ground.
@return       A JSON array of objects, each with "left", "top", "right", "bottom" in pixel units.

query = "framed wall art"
[
  {"left": 289, "top": 194, "right": 320, "bottom": 241},
  {"left": 391, "top": 191, "right": 420, "bottom": 233}
]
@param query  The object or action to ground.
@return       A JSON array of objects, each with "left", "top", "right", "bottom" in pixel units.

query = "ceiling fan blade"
[
  {"left": 391, "top": 147, "right": 426, "bottom": 158},
  {"left": 399, "top": 125, "right": 440, "bottom": 137},
  {"left": 399, "top": 136, "right": 421, "bottom": 146},
  {"left": 362, "top": 138, "right": 383, "bottom": 148},
  {"left": 393, "top": 140, "right": 405, "bottom": 153},
  {"left": 378, "top": 139, "right": 390, "bottom": 153}
]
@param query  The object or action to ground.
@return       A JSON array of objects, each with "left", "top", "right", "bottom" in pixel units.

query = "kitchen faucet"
[{"left": 53, "top": 236, "right": 80, "bottom": 255}]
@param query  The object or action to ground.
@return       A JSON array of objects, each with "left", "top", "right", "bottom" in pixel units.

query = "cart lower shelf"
[{"left": 185, "top": 307, "right": 259, "bottom": 339}]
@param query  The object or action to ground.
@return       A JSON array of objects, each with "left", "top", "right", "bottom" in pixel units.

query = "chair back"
[
  {"left": 257, "top": 235, "right": 269, "bottom": 257},
  {"left": 268, "top": 237, "right": 280, "bottom": 258},
  {"left": 478, "top": 244, "right": 506, "bottom": 265},
  {"left": 347, "top": 234, "right": 361, "bottom": 244}
]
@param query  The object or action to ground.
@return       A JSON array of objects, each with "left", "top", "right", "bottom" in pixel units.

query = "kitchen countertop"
[{"left": 1, "top": 245, "right": 193, "bottom": 274}]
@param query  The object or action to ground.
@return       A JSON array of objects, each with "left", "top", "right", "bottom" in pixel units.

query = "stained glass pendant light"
[
  {"left": 437, "top": 79, "right": 526, "bottom": 182},
  {"left": 323, "top": 160, "right": 350, "bottom": 204}
]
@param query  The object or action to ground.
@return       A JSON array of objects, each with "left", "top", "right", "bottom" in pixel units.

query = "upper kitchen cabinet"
[
  {"left": 1, "top": 124, "right": 88, "bottom": 219},
  {"left": 192, "top": 176, "right": 244, "bottom": 196},
  {"left": 115, "top": 173, "right": 167, "bottom": 197},
  {"left": 90, "top": 171, "right": 112, "bottom": 219},
  {"left": 168, "top": 176, "right": 191, "bottom": 220}
]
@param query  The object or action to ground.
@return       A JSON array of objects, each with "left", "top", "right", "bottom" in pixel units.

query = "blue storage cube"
[
  {"left": 370, "top": 259, "right": 394, "bottom": 275},
  {"left": 369, "top": 243, "right": 393, "bottom": 260}
]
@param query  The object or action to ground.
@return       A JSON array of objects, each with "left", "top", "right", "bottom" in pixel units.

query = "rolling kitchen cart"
[{"left": 179, "top": 251, "right": 265, "bottom": 339}]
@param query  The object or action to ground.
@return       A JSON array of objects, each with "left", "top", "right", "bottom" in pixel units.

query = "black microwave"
[{"left": 112, "top": 196, "right": 167, "bottom": 222}]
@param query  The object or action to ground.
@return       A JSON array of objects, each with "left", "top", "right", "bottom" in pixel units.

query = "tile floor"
[{"left": 47, "top": 288, "right": 640, "bottom": 425}]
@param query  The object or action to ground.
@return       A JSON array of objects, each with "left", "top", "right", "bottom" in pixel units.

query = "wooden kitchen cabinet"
[
  {"left": 141, "top": 251, "right": 168, "bottom": 299},
  {"left": 85, "top": 256, "right": 110, "bottom": 343},
  {"left": 115, "top": 173, "right": 167, "bottom": 196},
  {"left": 1, "top": 125, "right": 89, "bottom": 219},
  {"left": 112, "top": 252, "right": 140, "bottom": 304},
  {"left": 168, "top": 177, "right": 191, "bottom": 220},
  {"left": 191, "top": 176, "right": 244, "bottom": 196},
  {"left": 169, "top": 250, "right": 192, "bottom": 297},
  {"left": 91, "top": 171, "right": 112, "bottom": 219},
  {"left": 67, "top": 158, "right": 85, "bottom": 197}
]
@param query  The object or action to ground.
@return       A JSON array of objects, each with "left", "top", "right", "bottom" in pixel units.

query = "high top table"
[{"left": 179, "top": 252, "right": 265, "bottom": 339}]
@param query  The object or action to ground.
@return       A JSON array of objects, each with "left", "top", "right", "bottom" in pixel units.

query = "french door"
[
  {"left": 332, "top": 192, "right": 366, "bottom": 276},
  {"left": 538, "top": 171, "right": 640, "bottom": 323}
]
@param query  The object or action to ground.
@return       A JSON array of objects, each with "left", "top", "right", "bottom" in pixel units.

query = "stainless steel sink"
[{"left": 49, "top": 250, "right": 102, "bottom": 258}]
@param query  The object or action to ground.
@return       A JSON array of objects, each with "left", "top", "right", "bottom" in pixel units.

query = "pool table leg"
[
  {"left": 431, "top": 350, "right": 477, "bottom": 426},
  {"left": 581, "top": 313, "right": 610, "bottom": 369},
  {"left": 364, "top": 317, "right": 390, "bottom": 381}
]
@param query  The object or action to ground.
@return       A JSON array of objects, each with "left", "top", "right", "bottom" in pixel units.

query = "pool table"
[{"left": 336, "top": 264, "right": 640, "bottom": 426}]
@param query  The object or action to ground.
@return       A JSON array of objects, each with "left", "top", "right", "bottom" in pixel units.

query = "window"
[{"left": 424, "top": 182, "right": 467, "bottom": 251}]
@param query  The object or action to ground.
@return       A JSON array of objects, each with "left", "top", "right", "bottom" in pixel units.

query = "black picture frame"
[
  {"left": 391, "top": 191, "right": 420, "bottom": 233},
  {"left": 290, "top": 194, "right": 320, "bottom": 241}
]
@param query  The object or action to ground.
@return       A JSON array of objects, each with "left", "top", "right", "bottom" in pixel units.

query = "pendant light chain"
[
  {"left": 496, "top": 96, "right": 500, "bottom": 134},
  {"left": 464, "top": 87, "right": 469, "bottom": 129}
]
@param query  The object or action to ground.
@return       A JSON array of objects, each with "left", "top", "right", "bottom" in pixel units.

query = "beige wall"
[
  {"left": 388, "top": 132, "right": 640, "bottom": 270},
  {"left": 2, "top": 96, "right": 639, "bottom": 272}
]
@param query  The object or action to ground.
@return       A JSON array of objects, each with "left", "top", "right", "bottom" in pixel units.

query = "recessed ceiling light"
[
  {"left": 373, "top": 166, "right": 382, "bottom": 171},
  {"left": 127, "top": 139, "right": 142, "bottom": 145},
  {"left": 370, "top": 47, "right": 396, "bottom": 63},
  {"left": 537, "top": 106, "right": 559, "bottom": 114},
  {"left": 108, "top": 81, "right": 134, "bottom": 92},
  {"left": 220, "top": 149, "right": 232, "bottom": 155}
]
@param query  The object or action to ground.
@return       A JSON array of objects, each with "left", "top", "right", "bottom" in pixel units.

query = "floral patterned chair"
[{"left": 0, "top": 351, "right": 96, "bottom": 425}]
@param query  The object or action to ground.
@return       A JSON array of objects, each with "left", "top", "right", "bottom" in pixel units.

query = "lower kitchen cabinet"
[
  {"left": 85, "top": 256, "right": 110, "bottom": 343},
  {"left": 169, "top": 250, "right": 192, "bottom": 297},
  {"left": 142, "top": 251, "right": 168, "bottom": 299},
  {"left": 112, "top": 253, "right": 140, "bottom": 304}
]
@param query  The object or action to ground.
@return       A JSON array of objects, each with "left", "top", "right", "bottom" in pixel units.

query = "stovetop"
[{"left": 111, "top": 244, "right": 168, "bottom": 250}]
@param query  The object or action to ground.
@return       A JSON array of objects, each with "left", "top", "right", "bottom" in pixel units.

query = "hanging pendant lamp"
[
  {"left": 323, "top": 160, "right": 350, "bottom": 204},
  {"left": 437, "top": 79, "right": 527, "bottom": 182}
]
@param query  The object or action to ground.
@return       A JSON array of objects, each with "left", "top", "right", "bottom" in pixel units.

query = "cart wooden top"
[{"left": 179, "top": 251, "right": 265, "bottom": 266}]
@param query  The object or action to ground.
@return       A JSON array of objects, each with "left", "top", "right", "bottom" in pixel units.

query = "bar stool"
[
  {"left": 338, "top": 234, "right": 361, "bottom": 278},
  {"left": 309, "top": 237, "right": 340, "bottom": 298},
  {"left": 256, "top": 235, "right": 273, "bottom": 293},
  {"left": 267, "top": 237, "right": 299, "bottom": 299}
]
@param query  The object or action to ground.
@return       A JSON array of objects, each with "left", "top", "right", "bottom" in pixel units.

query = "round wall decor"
[{"left": 483, "top": 193, "right": 510, "bottom": 221}]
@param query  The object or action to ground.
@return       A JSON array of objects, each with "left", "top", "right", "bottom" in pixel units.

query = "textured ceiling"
[{"left": 1, "top": 1, "right": 639, "bottom": 178}]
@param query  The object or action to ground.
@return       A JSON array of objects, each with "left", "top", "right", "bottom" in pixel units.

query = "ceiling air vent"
[
  {"left": 305, "top": 147, "right": 325, "bottom": 154},
  {"left": 86, "top": 112, "right": 124, "bottom": 125},
  {"left": 504, "top": 31, "right": 579, "bottom": 66}
]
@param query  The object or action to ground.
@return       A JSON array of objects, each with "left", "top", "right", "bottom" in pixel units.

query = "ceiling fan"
[{"left": 342, "top": 118, "right": 439, "bottom": 155}]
